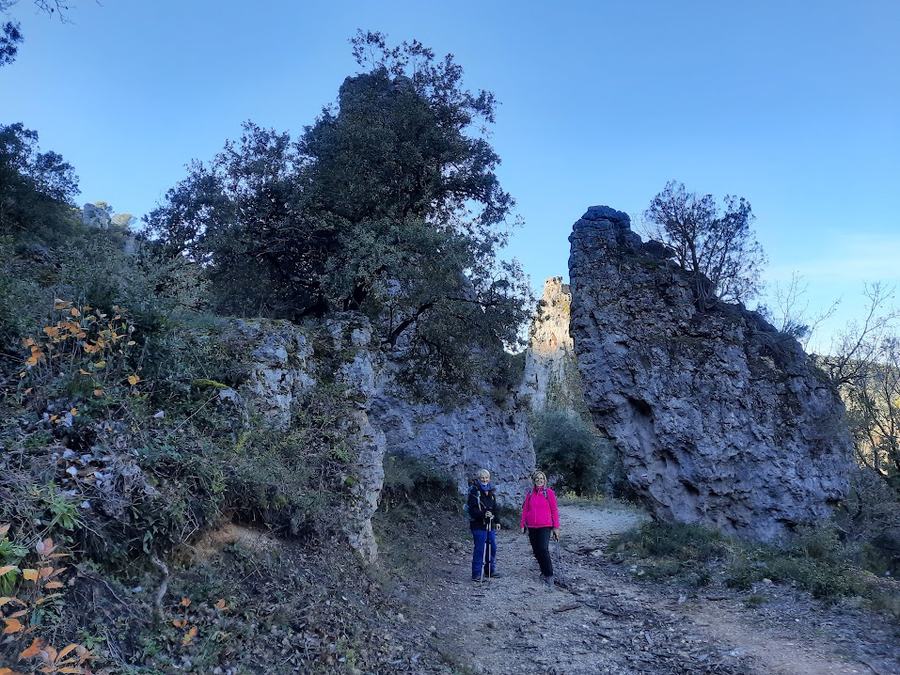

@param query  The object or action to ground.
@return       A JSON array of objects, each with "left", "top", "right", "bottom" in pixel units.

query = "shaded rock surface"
[
  {"left": 371, "top": 381, "right": 534, "bottom": 505},
  {"left": 568, "top": 206, "right": 851, "bottom": 542}
]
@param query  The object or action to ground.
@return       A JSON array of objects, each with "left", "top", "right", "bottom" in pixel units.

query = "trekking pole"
[
  {"left": 483, "top": 515, "right": 494, "bottom": 580},
  {"left": 552, "top": 534, "right": 564, "bottom": 585}
]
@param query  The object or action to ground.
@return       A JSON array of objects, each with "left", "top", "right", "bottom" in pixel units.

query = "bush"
[
  {"left": 532, "top": 410, "right": 607, "bottom": 496},
  {"left": 380, "top": 453, "right": 458, "bottom": 510}
]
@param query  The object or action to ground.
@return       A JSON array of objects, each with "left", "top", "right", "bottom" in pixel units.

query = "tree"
[
  {"left": 146, "top": 32, "right": 531, "bottom": 394},
  {"left": 760, "top": 271, "right": 840, "bottom": 348},
  {"left": 644, "top": 180, "right": 766, "bottom": 304},
  {"left": 1, "top": 1, "right": 72, "bottom": 68},
  {"left": 0, "top": 122, "right": 80, "bottom": 245},
  {"left": 823, "top": 284, "right": 900, "bottom": 493},
  {"left": 532, "top": 410, "right": 605, "bottom": 496}
]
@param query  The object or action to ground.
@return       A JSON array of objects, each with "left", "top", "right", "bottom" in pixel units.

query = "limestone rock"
[
  {"left": 568, "top": 206, "right": 851, "bottom": 542},
  {"left": 520, "top": 276, "right": 584, "bottom": 414},
  {"left": 228, "top": 319, "right": 316, "bottom": 431},
  {"left": 371, "top": 381, "right": 534, "bottom": 505},
  {"left": 82, "top": 203, "right": 111, "bottom": 229},
  {"left": 327, "top": 316, "right": 385, "bottom": 563}
]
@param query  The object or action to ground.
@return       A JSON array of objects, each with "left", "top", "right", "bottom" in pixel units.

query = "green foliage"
[
  {"left": 611, "top": 520, "right": 894, "bottom": 609},
  {"left": 0, "top": 122, "right": 81, "bottom": 246},
  {"left": 380, "top": 452, "right": 458, "bottom": 510},
  {"left": 145, "top": 32, "right": 532, "bottom": 397},
  {"left": 532, "top": 410, "right": 607, "bottom": 496}
]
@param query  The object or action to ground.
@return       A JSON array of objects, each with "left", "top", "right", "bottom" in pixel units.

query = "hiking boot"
[
  {"left": 543, "top": 575, "right": 555, "bottom": 590},
  {"left": 489, "top": 572, "right": 501, "bottom": 578},
  {"left": 471, "top": 576, "right": 482, "bottom": 582}
]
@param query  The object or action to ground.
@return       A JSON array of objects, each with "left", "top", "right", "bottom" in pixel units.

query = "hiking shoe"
[
  {"left": 543, "top": 575, "right": 555, "bottom": 590},
  {"left": 471, "top": 576, "right": 482, "bottom": 582},
  {"left": 489, "top": 572, "right": 501, "bottom": 578}
]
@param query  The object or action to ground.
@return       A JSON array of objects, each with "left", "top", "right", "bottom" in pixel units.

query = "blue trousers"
[{"left": 471, "top": 527, "right": 497, "bottom": 578}]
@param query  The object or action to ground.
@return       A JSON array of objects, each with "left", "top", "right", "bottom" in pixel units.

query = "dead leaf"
[
  {"left": 127, "top": 374, "right": 140, "bottom": 386},
  {"left": 2, "top": 618, "right": 23, "bottom": 634},
  {"left": 179, "top": 597, "right": 191, "bottom": 607},
  {"left": 214, "top": 598, "right": 227, "bottom": 610},
  {"left": 22, "top": 569, "right": 38, "bottom": 582},
  {"left": 0, "top": 565, "right": 18, "bottom": 576},
  {"left": 182, "top": 626, "right": 198, "bottom": 645},
  {"left": 19, "top": 637, "right": 43, "bottom": 659}
]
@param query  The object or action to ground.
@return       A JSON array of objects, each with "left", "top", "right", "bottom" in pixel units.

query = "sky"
[{"left": 2, "top": 0, "right": 898, "bottom": 353}]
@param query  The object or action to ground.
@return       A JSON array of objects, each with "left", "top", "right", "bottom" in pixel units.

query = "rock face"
[
  {"left": 221, "top": 317, "right": 384, "bottom": 561},
  {"left": 568, "top": 206, "right": 851, "bottom": 542},
  {"left": 371, "top": 386, "right": 534, "bottom": 504},
  {"left": 83, "top": 203, "right": 111, "bottom": 229},
  {"left": 520, "top": 277, "right": 583, "bottom": 414},
  {"left": 220, "top": 314, "right": 532, "bottom": 555}
]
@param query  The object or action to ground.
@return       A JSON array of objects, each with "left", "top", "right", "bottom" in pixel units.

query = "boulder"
[{"left": 568, "top": 206, "right": 851, "bottom": 542}]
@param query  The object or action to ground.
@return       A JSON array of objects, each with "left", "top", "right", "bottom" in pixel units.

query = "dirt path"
[{"left": 397, "top": 503, "right": 899, "bottom": 674}]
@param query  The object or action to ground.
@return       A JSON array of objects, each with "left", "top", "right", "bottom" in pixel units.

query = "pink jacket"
[{"left": 520, "top": 487, "right": 560, "bottom": 529}]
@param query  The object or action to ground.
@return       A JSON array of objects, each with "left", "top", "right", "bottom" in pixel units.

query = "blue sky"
[{"left": 2, "top": 1, "right": 898, "bottom": 352}]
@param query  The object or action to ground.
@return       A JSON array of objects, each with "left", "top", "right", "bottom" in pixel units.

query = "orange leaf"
[
  {"left": 69, "top": 308, "right": 81, "bottom": 317},
  {"left": 181, "top": 626, "right": 198, "bottom": 645},
  {"left": 42, "top": 326, "right": 60, "bottom": 338},
  {"left": 2, "top": 618, "right": 23, "bottom": 634},
  {"left": 0, "top": 565, "right": 18, "bottom": 576},
  {"left": 19, "top": 637, "right": 43, "bottom": 659},
  {"left": 54, "top": 298, "right": 71, "bottom": 309},
  {"left": 22, "top": 569, "right": 38, "bottom": 582},
  {"left": 38, "top": 567, "right": 54, "bottom": 579},
  {"left": 56, "top": 644, "right": 79, "bottom": 660},
  {"left": 127, "top": 374, "right": 140, "bottom": 386},
  {"left": 172, "top": 619, "right": 186, "bottom": 628},
  {"left": 179, "top": 597, "right": 191, "bottom": 607},
  {"left": 44, "top": 581, "right": 64, "bottom": 590},
  {"left": 214, "top": 598, "right": 227, "bottom": 610},
  {"left": 0, "top": 667, "right": 24, "bottom": 675}
]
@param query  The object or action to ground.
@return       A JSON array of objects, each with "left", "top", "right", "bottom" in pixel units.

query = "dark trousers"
[{"left": 527, "top": 526, "right": 554, "bottom": 577}]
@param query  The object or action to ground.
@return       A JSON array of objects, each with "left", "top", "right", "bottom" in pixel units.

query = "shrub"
[
  {"left": 380, "top": 453, "right": 458, "bottom": 510},
  {"left": 532, "top": 410, "right": 606, "bottom": 496}
]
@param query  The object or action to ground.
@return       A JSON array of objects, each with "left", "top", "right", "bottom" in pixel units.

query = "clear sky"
[{"left": 2, "top": 0, "right": 898, "bottom": 352}]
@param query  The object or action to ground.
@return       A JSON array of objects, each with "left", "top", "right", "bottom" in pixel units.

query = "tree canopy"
[
  {"left": 644, "top": 180, "right": 765, "bottom": 304},
  {"left": 146, "top": 31, "right": 531, "bottom": 395},
  {"left": 0, "top": 122, "right": 80, "bottom": 245}
]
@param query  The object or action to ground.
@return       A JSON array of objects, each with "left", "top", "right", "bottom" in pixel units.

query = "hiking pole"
[
  {"left": 483, "top": 515, "right": 494, "bottom": 580},
  {"left": 552, "top": 535, "right": 565, "bottom": 586}
]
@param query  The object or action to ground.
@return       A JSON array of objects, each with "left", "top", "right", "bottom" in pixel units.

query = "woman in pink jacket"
[{"left": 520, "top": 470, "right": 560, "bottom": 587}]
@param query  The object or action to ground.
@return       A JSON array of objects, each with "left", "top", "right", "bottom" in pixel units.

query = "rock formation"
[
  {"left": 219, "top": 314, "right": 534, "bottom": 557},
  {"left": 82, "top": 203, "right": 111, "bottom": 229},
  {"left": 520, "top": 276, "right": 584, "bottom": 415},
  {"left": 371, "top": 386, "right": 534, "bottom": 504},
  {"left": 568, "top": 206, "right": 851, "bottom": 542}
]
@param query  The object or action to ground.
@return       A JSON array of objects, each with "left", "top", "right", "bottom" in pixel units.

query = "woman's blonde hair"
[{"left": 531, "top": 470, "right": 547, "bottom": 483}]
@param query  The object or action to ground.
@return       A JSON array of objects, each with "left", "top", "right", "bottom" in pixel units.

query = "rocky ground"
[{"left": 382, "top": 501, "right": 900, "bottom": 675}]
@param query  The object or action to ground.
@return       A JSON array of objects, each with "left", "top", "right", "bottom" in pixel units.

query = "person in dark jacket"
[{"left": 468, "top": 469, "right": 499, "bottom": 581}]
